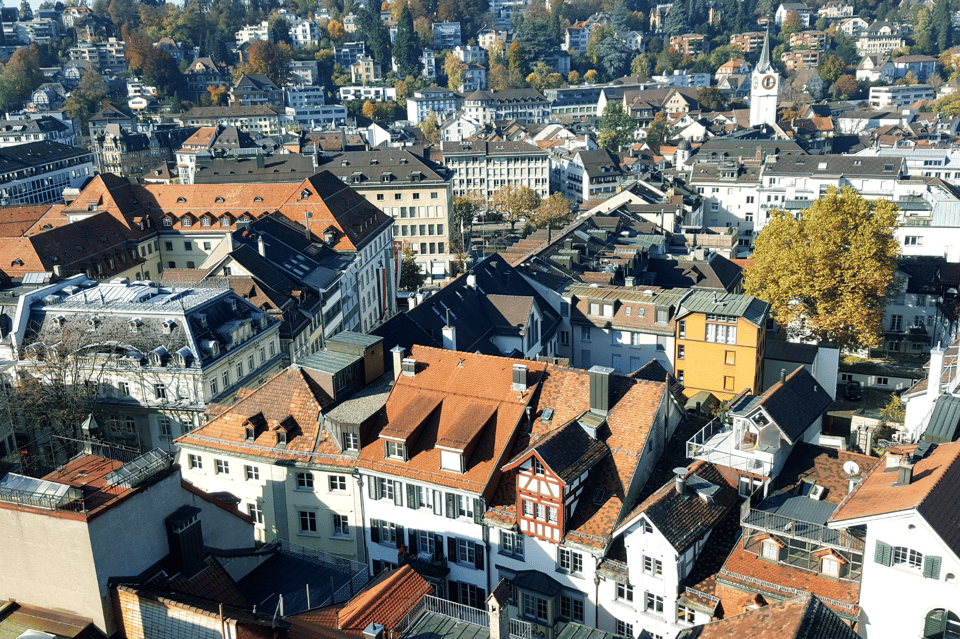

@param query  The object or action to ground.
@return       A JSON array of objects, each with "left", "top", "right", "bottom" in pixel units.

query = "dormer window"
[
  {"left": 277, "top": 431, "right": 287, "bottom": 447},
  {"left": 201, "top": 216, "right": 212, "bottom": 227},
  {"left": 128, "top": 318, "right": 142, "bottom": 333},
  {"left": 532, "top": 458, "right": 544, "bottom": 475},
  {"left": 254, "top": 196, "right": 263, "bottom": 202},
  {"left": 199, "top": 314, "right": 208, "bottom": 327},
  {"left": 301, "top": 189, "right": 310, "bottom": 199},
  {"left": 162, "top": 319, "right": 176, "bottom": 334},
  {"left": 386, "top": 440, "right": 406, "bottom": 461},
  {"left": 760, "top": 536, "right": 785, "bottom": 561},
  {"left": 87, "top": 317, "right": 100, "bottom": 329},
  {"left": 215, "top": 196, "right": 225, "bottom": 202},
  {"left": 177, "top": 196, "right": 187, "bottom": 203},
  {"left": 182, "top": 217, "right": 193, "bottom": 227},
  {"left": 245, "top": 426, "right": 255, "bottom": 441}
]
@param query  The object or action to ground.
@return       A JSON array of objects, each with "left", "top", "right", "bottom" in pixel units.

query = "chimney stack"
[
  {"left": 588, "top": 365, "right": 614, "bottom": 416},
  {"left": 401, "top": 358, "right": 417, "bottom": 377},
  {"left": 512, "top": 364, "right": 528, "bottom": 391},
  {"left": 391, "top": 346, "right": 405, "bottom": 380},
  {"left": 442, "top": 310, "right": 456, "bottom": 350},
  {"left": 487, "top": 580, "right": 511, "bottom": 639},
  {"left": 257, "top": 234, "right": 266, "bottom": 257},
  {"left": 674, "top": 467, "right": 689, "bottom": 495},
  {"left": 780, "top": 368, "right": 786, "bottom": 384},
  {"left": 928, "top": 342, "right": 947, "bottom": 400},
  {"left": 897, "top": 458, "right": 915, "bottom": 486}
]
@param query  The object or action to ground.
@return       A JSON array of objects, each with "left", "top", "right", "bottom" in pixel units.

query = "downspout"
[
  {"left": 483, "top": 521, "right": 492, "bottom": 599},
  {"left": 354, "top": 469, "right": 368, "bottom": 568}
]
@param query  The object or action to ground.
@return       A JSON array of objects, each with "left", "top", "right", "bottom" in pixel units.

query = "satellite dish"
[{"left": 843, "top": 461, "right": 860, "bottom": 476}]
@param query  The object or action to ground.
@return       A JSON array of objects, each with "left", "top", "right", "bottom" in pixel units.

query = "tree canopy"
[
  {"left": 399, "top": 242, "right": 426, "bottom": 291},
  {"left": 744, "top": 186, "right": 901, "bottom": 349},
  {"left": 598, "top": 101, "right": 635, "bottom": 150},
  {"left": 489, "top": 185, "right": 541, "bottom": 232}
]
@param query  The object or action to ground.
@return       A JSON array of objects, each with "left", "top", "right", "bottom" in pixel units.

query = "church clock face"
[
  {"left": 753, "top": 76, "right": 760, "bottom": 89},
  {"left": 762, "top": 75, "right": 777, "bottom": 90}
]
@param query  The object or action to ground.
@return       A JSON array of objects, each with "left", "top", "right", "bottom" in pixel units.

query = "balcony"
[
  {"left": 740, "top": 496, "right": 865, "bottom": 553},
  {"left": 394, "top": 595, "right": 532, "bottom": 639},
  {"left": 687, "top": 418, "right": 774, "bottom": 476},
  {"left": 399, "top": 551, "right": 450, "bottom": 581}
]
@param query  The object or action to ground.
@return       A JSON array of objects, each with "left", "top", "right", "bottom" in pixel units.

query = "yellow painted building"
[{"left": 673, "top": 290, "right": 770, "bottom": 400}]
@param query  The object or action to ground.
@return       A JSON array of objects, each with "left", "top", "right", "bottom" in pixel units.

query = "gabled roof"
[
  {"left": 747, "top": 367, "right": 832, "bottom": 444},
  {"left": 675, "top": 593, "right": 859, "bottom": 639},
  {"left": 829, "top": 441, "right": 960, "bottom": 558},
  {"left": 503, "top": 420, "right": 609, "bottom": 483},
  {"left": 614, "top": 461, "right": 739, "bottom": 553},
  {"left": 334, "top": 565, "right": 433, "bottom": 632}
]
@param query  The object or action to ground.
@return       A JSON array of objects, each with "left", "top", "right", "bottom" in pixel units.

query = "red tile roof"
[
  {"left": 677, "top": 593, "right": 859, "bottom": 639},
  {"left": 357, "top": 346, "right": 548, "bottom": 497},
  {"left": 338, "top": 565, "right": 433, "bottom": 631}
]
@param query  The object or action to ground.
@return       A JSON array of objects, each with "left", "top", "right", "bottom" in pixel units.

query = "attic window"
[
  {"left": 277, "top": 431, "right": 287, "bottom": 448},
  {"left": 177, "top": 196, "right": 186, "bottom": 203},
  {"left": 885, "top": 164, "right": 895, "bottom": 171},
  {"left": 301, "top": 189, "right": 311, "bottom": 199},
  {"left": 162, "top": 319, "right": 176, "bottom": 334},
  {"left": 201, "top": 216, "right": 212, "bottom": 227},
  {"left": 245, "top": 426, "right": 255, "bottom": 442},
  {"left": 199, "top": 314, "right": 208, "bottom": 327},
  {"left": 182, "top": 218, "right": 193, "bottom": 227},
  {"left": 817, "top": 162, "right": 827, "bottom": 170},
  {"left": 215, "top": 196, "right": 225, "bottom": 202},
  {"left": 87, "top": 317, "right": 100, "bottom": 329},
  {"left": 592, "top": 489, "right": 610, "bottom": 505},
  {"left": 254, "top": 196, "right": 263, "bottom": 202},
  {"left": 853, "top": 160, "right": 862, "bottom": 166},
  {"left": 163, "top": 217, "right": 173, "bottom": 227},
  {"left": 11, "top": 258, "right": 22, "bottom": 266},
  {"left": 128, "top": 318, "right": 142, "bottom": 332},
  {"left": 220, "top": 216, "right": 230, "bottom": 226}
]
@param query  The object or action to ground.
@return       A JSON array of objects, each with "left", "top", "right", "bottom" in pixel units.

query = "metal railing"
[
  {"left": 686, "top": 419, "right": 774, "bottom": 475},
  {"left": 718, "top": 570, "right": 858, "bottom": 613},
  {"left": 279, "top": 539, "right": 368, "bottom": 575},
  {"left": 391, "top": 595, "right": 532, "bottom": 639},
  {"left": 740, "top": 506, "right": 865, "bottom": 552}
]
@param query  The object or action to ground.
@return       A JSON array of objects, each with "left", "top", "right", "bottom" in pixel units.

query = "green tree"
[
  {"left": 584, "top": 68, "right": 598, "bottom": 83},
  {"left": 780, "top": 10, "right": 802, "bottom": 37},
  {"left": 444, "top": 53, "right": 464, "bottom": 90},
  {"left": 142, "top": 47, "right": 183, "bottom": 97},
  {"left": 452, "top": 192, "right": 484, "bottom": 236},
  {"left": 697, "top": 86, "right": 726, "bottom": 110},
  {"left": 819, "top": 54, "right": 845, "bottom": 83},
  {"left": 598, "top": 101, "right": 635, "bottom": 150},
  {"left": 645, "top": 110, "right": 672, "bottom": 144},
  {"left": 64, "top": 64, "right": 108, "bottom": 136},
  {"left": 531, "top": 193, "right": 574, "bottom": 230},
  {"left": 610, "top": 0, "right": 630, "bottom": 31},
  {"left": 597, "top": 35, "right": 631, "bottom": 79},
  {"left": 0, "top": 44, "right": 44, "bottom": 112},
  {"left": 269, "top": 14, "right": 291, "bottom": 44},
  {"left": 356, "top": 6, "right": 391, "bottom": 67},
  {"left": 932, "top": 92, "right": 960, "bottom": 117},
  {"left": 399, "top": 242, "right": 426, "bottom": 291},
  {"left": 662, "top": 2, "right": 690, "bottom": 36},
  {"left": 568, "top": 70, "right": 580, "bottom": 84},
  {"left": 393, "top": 5, "right": 420, "bottom": 78},
  {"left": 489, "top": 185, "right": 541, "bottom": 232},
  {"left": 744, "top": 186, "right": 900, "bottom": 349},
  {"left": 631, "top": 52, "right": 651, "bottom": 76},
  {"left": 586, "top": 24, "right": 614, "bottom": 64}
]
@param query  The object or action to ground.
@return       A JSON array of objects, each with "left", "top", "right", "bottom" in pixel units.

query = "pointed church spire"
[{"left": 755, "top": 25, "right": 772, "bottom": 74}]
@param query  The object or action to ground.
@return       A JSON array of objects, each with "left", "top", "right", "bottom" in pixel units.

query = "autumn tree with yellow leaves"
[{"left": 744, "top": 186, "right": 900, "bottom": 349}]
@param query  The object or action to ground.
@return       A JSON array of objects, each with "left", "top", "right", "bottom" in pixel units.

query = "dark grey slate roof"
[
  {"left": 754, "top": 492, "right": 837, "bottom": 525},
  {"left": 755, "top": 367, "right": 833, "bottom": 444},
  {"left": 765, "top": 340, "right": 818, "bottom": 365},
  {"left": 509, "top": 420, "right": 609, "bottom": 483},
  {"left": 923, "top": 394, "right": 960, "bottom": 444}
]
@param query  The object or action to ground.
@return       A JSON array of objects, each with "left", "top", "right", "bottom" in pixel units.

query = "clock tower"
[{"left": 749, "top": 31, "right": 779, "bottom": 127}]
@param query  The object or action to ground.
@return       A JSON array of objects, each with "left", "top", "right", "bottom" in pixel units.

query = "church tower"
[{"left": 749, "top": 31, "right": 779, "bottom": 128}]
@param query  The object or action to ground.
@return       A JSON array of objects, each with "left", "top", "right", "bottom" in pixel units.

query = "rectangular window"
[
  {"left": 616, "top": 582, "right": 634, "bottom": 602},
  {"left": 643, "top": 555, "right": 663, "bottom": 576},
  {"left": 724, "top": 376, "right": 736, "bottom": 391},
  {"left": 245, "top": 465, "right": 259, "bottom": 481},
  {"left": 344, "top": 431, "right": 360, "bottom": 451},
  {"left": 184, "top": 241, "right": 192, "bottom": 251},
  {"left": 558, "top": 548, "right": 583, "bottom": 574},
  {"left": 523, "top": 593, "right": 549, "bottom": 622},
  {"left": 678, "top": 320, "right": 686, "bottom": 338},
  {"left": 616, "top": 619, "right": 634, "bottom": 638},
  {"left": 677, "top": 605, "right": 696, "bottom": 623},
  {"left": 725, "top": 350, "right": 736, "bottom": 365},
  {"left": 118, "top": 381, "right": 130, "bottom": 395},
  {"left": 329, "top": 475, "right": 347, "bottom": 491},
  {"left": 386, "top": 440, "right": 406, "bottom": 460},
  {"left": 457, "top": 537, "right": 477, "bottom": 563},
  {"left": 678, "top": 345, "right": 685, "bottom": 359},
  {"left": 154, "top": 383, "right": 166, "bottom": 399},
  {"left": 645, "top": 592, "right": 664, "bottom": 614},
  {"left": 458, "top": 583, "right": 480, "bottom": 608},
  {"left": 581, "top": 326, "right": 591, "bottom": 341},
  {"left": 248, "top": 502, "right": 263, "bottom": 525},
  {"left": 236, "top": 361, "right": 243, "bottom": 378},
  {"left": 223, "top": 371, "right": 230, "bottom": 388},
  {"left": 877, "top": 376, "right": 889, "bottom": 385},
  {"left": 560, "top": 595, "right": 584, "bottom": 622},
  {"left": 500, "top": 530, "right": 524, "bottom": 558},
  {"left": 656, "top": 309, "right": 668, "bottom": 323},
  {"left": 159, "top": 417, "right": 171, "bottom": 437},
  {"left": 891, "top": 315, "right": 903, "bottom": 331},
  {"left": 333, "top": 514, "right": 350, "bottom": 536},
  {"left": 299, "top": 510, "right": 318, "bottom": 533},
  {"left": 188, "top": 454, "right": 202, "bottom": 469},
  {"left": 296, "top": 471, "right": 314, "bottom": 490},
  {"left": 215, "top": 459, "right": 229, "bottom": 474}
]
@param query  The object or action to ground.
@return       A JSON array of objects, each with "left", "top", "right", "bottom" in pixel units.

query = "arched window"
[{"left": 923, "top": 609, "right": 960, "bottom": 638}]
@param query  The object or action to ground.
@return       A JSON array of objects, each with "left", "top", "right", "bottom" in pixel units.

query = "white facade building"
[{"left": 442, "top": 139, "right": 550, "bottom": 200}]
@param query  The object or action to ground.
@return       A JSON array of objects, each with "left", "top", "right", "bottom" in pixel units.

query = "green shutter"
[
  {"left": 370, "top": 519, "right": 380, "bottom": 543},
  {"left": 394, "top": 481, "right": 403, "bottom": 506},
  {"left": 473, "top": 498, "right": 484, "bottom": 524},
  {"left": 407, "top": 483, "right": 417, "bottom": 509},
  {"left": 924, "top": 555, "right": 942, "bottom": 580},
  {"left": 408, "top": 529, "right": 418, "bottom": 554},
  {"left": 367, "top": 476, "right": 377, "bottom": 500},
  {"left": 924, "top": 609, "right": 947, "bottom": 638},
  {"left": 446, "top": 492, "right": 456, "bottom": 518},
  {"left": 874, "top": 540, "right": 892, "bottom": 566},
  {"left": 396, "top": 524, "right": 405, "bottom": 548}
]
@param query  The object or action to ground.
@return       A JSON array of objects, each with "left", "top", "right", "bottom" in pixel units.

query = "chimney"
[
  {"left": 928, "top": 342, "right": 947, "bottom": 400},
  {"left": 674, "top": 467, "right": 689, "bottom": 495},
  {"left": 257, "top": 234, "right": 266, "bottom": 257},
  {"left": 588, "top": 365, "right": 614, "bottom": 415},
  {"left": 624, "top": 275, "right": 636, "bottom": 287},
  {"left": 848, "top": 475, "right": 862, "bottom": 495},
  {"left": 166, "top": 506, "right": 205, "bottom": 578},
  {"left": 362, "top": 622, "right": 384, "bottom": 639},
  {"left": 897, "top": 458, "right": 915, "bottom": 486},
  {"left": 780, "top": 368, "right": 786, "bottom": 384},
  {"left": 442, "top": 318, "right": 457, "bottom": 351},
  {"left": 512, "top": 363, "right": 528, "bottom": 391},
  {"left": 401, "top": 357, "right": 417, "bottom": 376},
  {"left": 391, "top": 346, "right": 405, "bottom": 380},
  {"left": 487, "top": 580, "right": 511, "bottom": 639}
]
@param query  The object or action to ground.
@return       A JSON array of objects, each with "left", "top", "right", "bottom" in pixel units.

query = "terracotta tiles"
[
  {"left": 336, "top": 565, "right": 433, "bottom": 631},
  {"left": 774, "top": 443, "right": 877, "bottom": 505},
  {"left": 677, "top": 592, "right": 859, "bottom": 639},
  {"left": 829, "top": 440, "right": 960, "bottom": 557},
  {"left": 718, "top": 540, "right": 861, "bottom": 616},
  {"left": 357, "top": 346, "right": 548, "bottom": 495},
  {"left": 152, "top": 556, "right": 248, "bottom": 608},
  {"left": 175, "top": 367, "right": 355, "bottom": 467}
]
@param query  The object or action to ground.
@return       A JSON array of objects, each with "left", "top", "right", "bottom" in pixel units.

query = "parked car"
[{"left": 845, "top": 380, "right": 862, "bottom": 401}]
